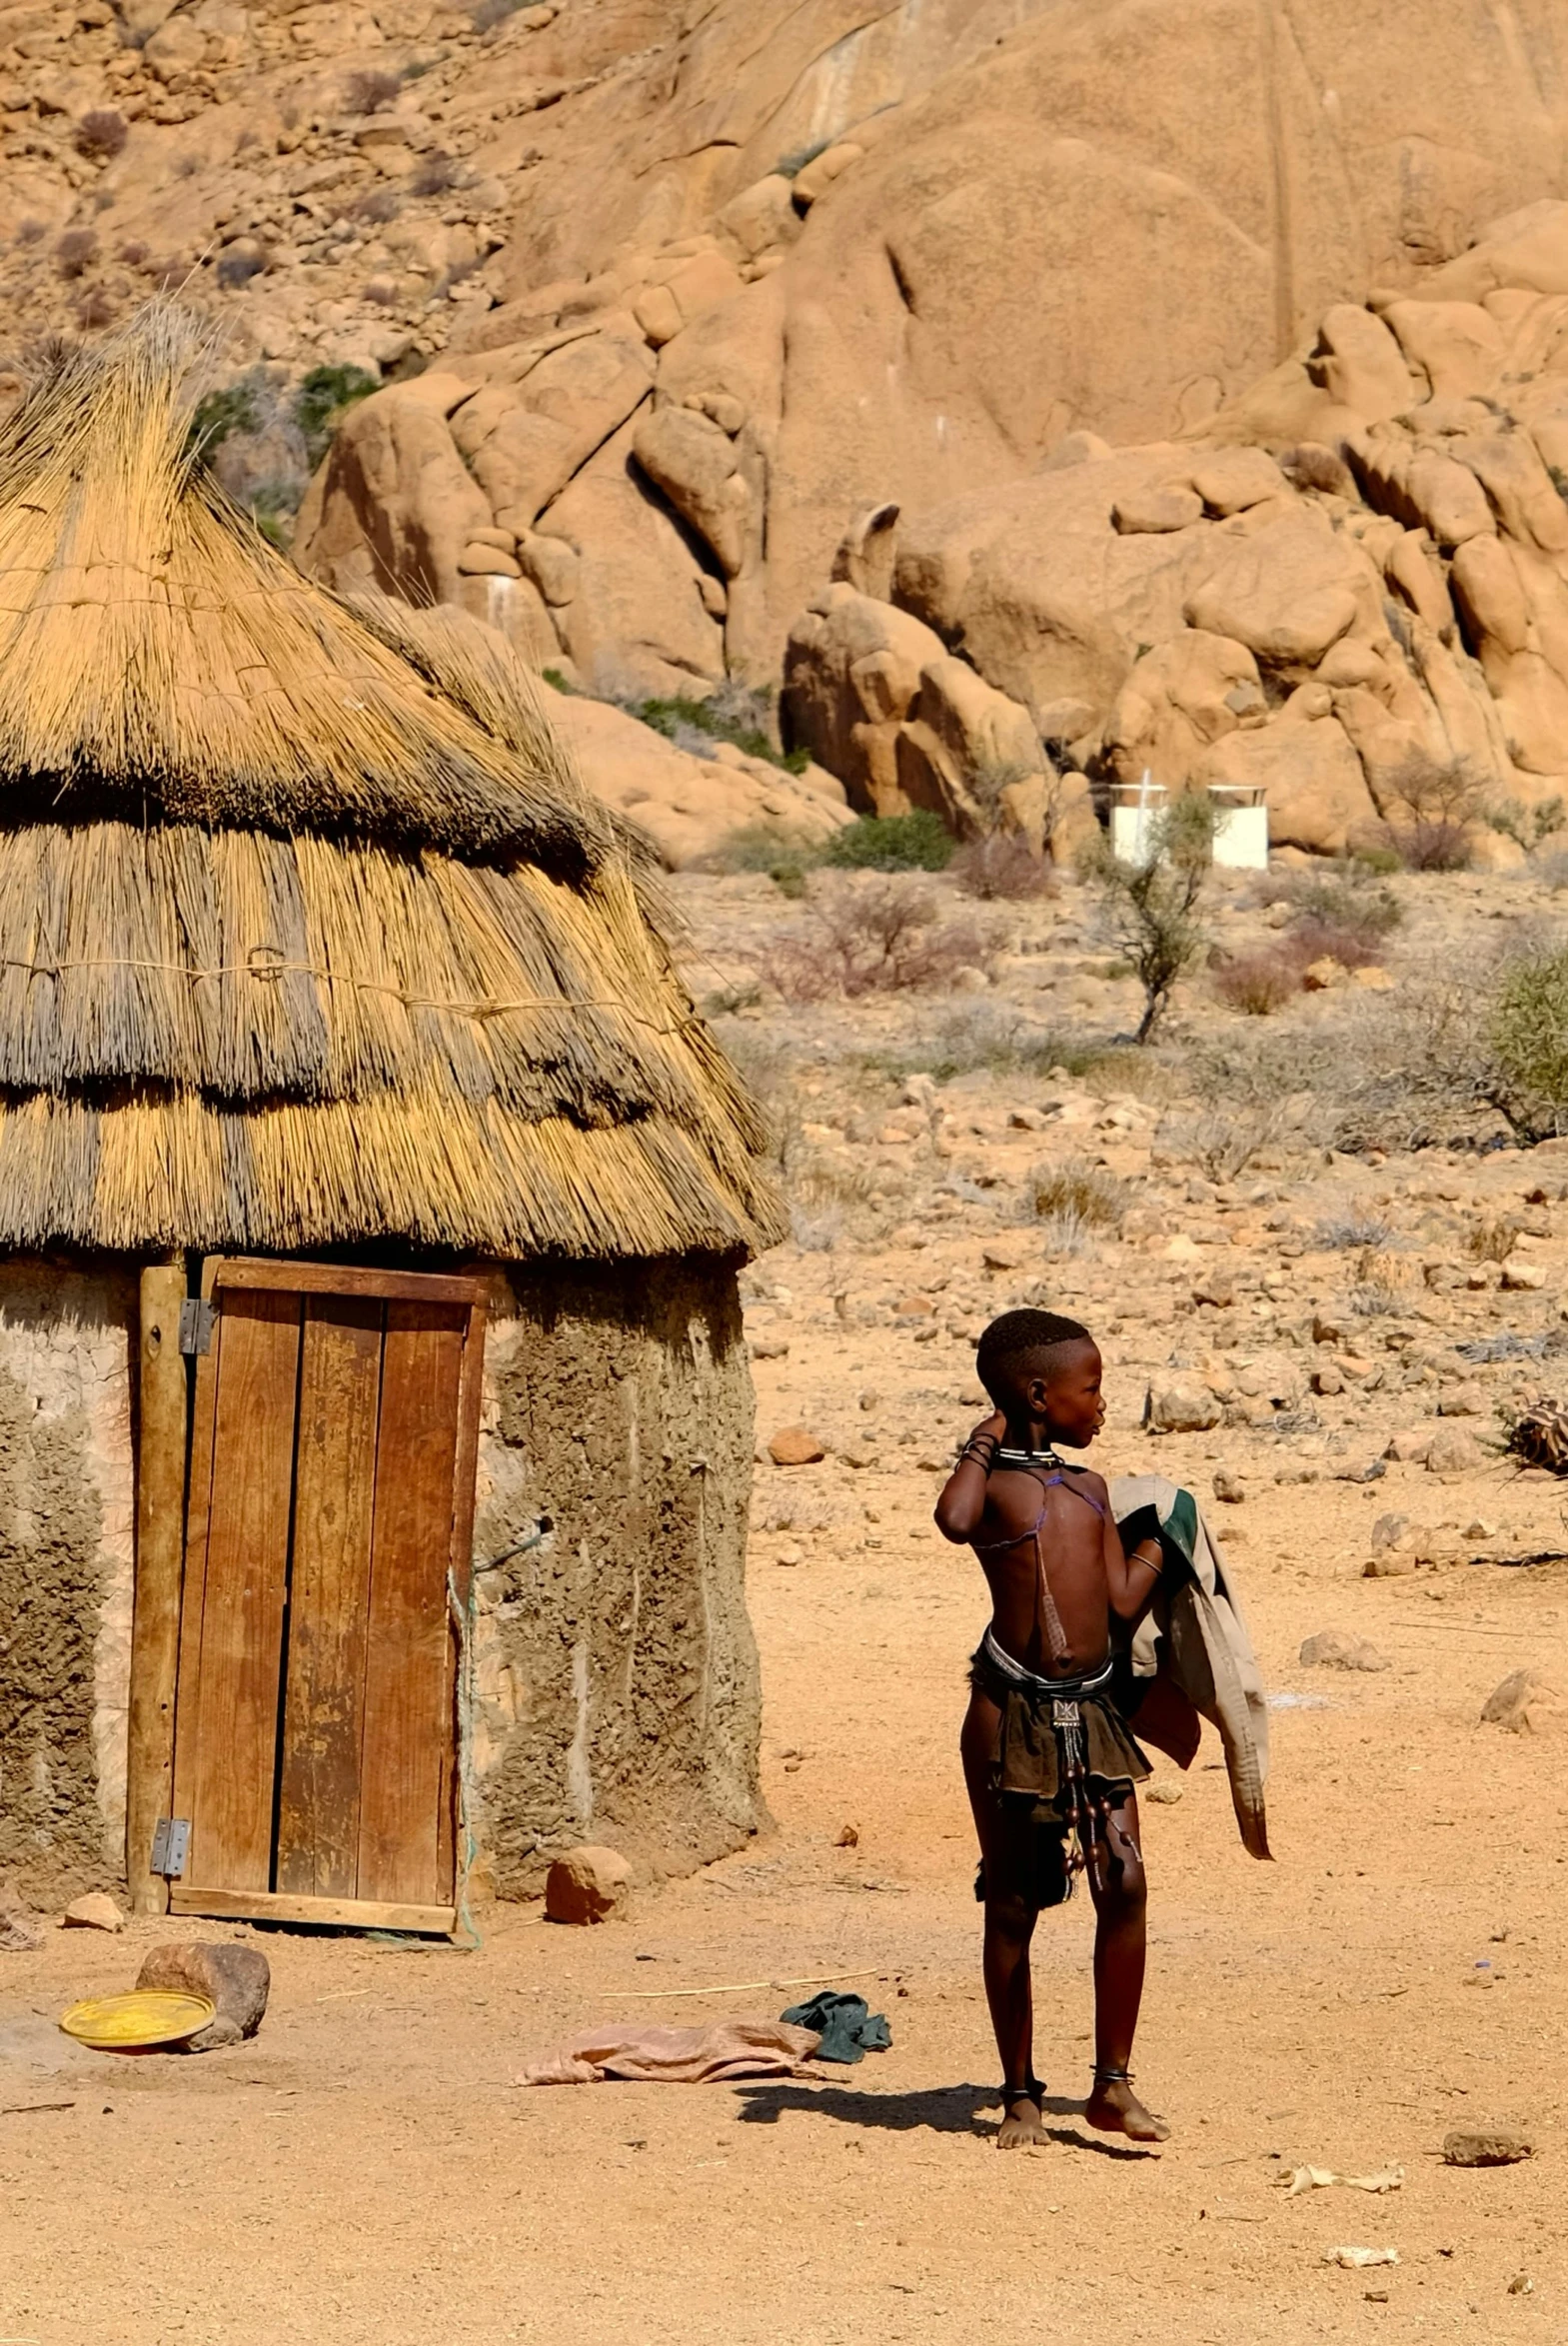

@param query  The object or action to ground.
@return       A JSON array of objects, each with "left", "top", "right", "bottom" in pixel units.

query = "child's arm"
[
  {"left": 933, "top": 1409, "right": 1006, "bottom": 1541},
  {"left": 1099, "top": 1494, "right": 1165, "bottom": 1622}
]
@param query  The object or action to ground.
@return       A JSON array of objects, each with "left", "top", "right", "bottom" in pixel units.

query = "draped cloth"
[{"left": 1109, "top": 1474, "right": 1272, "bottom": 1860}]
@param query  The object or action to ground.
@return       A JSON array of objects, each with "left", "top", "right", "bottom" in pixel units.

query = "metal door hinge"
[
  {"left": 150, "top": 1817, "right": 190, "bottom": 1878},
  {"left": 178, "top": 1299, "right": 214, "bottom": 1355}
]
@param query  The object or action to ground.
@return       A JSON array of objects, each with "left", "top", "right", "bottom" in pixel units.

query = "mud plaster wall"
[
  {"left": 0, "top": 1259, "right": 136, "bottom": 1898},
  {"left": 469, "top": 1256, "right": 763, "bottom": 1895}
]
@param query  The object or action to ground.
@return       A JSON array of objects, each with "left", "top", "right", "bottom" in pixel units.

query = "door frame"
[{"left": 141, "top": 1255, "right": 487, "bottom": 1936}]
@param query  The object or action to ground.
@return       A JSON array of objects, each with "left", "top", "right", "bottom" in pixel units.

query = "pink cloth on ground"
[{"left": 517, "top": 2018, "right": 821, "bottom": 2085}]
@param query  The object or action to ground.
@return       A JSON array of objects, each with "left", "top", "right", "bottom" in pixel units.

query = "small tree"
[
  {"left": 1378, "top": 750, "right": 1485, "bottom": 871},
  {"left": 1080, "top": 790, "right": 1216, "bottom": 1043}
]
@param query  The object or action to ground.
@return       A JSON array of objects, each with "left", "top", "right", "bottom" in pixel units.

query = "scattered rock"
[
  {"left": 135, "top": 1942, "right": 271, "bottom": 2050},
  {"left": 982, "top": 1246, "right": 1020, "bottom": 1271},
  {"left": 1312, "top": 1362, "right": 1345, "bottom": 1395},
  {"left": 1146, "top": 1380, "right": 1223, "bottom": 1433},
  {"left": 546, "top": 1845, "right": 634, "bottom": 1925},
  {"left": 769, "top": 1425, "right": 826, "bottom": 1465},
  {"left": 0, "top": 1901, "right": 41, "bottom": 1953},
  {"left": 748, "top": 1335, "right": 790, "bottom": 1359},
  {"left": 1437, "top": 1383, "right": 1487, "bottom": 1416},
  {"left": 1144, "top": 1780, "right": 1183, "bottom": 1804},
  {"left": 1426, "top": 1426, "right": 1484, "bottom": 1477},
  {"left": 1442, "top": 2126, "right": 1532, "bottom": 2167},
  {"left": 1501, "top": 1260, "right": 1547, "bottom": 1290},
  {"left": 1383, "top": 1428, "right": 1433, "bottom": 1463},
  {"left": 1193, "top": 1269, "right": 1236, "bottom": 1309},
  {"left": 834, "top": 1823, "right": 859, "bottom": 1847},
  {"left": 1370, "top": 1512, "right": 1409, "bottom": 1550},
  {"left": 1479, "top": 1668, "right": 1557, "bottom": 1732},
  {"left": 1363, "top": 1550, "right": 1418, "bottom": 1577},
  {"left": 1300, "top": 1630, "right": 1391, "bottom": 1672},
  {"left": 1302, "top": 956, "right": 1349, "bottom": 992},
  {"left": 62, "top": 1892, "right": 123, "bottom": 1933},
  {"left": 1211, "top": 1467, "right": 1247, "bottom": 1502}
]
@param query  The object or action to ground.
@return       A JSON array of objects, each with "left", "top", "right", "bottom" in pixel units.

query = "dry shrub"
[
  {"left": 15, "top": 219, "right": 46, "bottom": 247},
  {"left": 118, "top": 239, "right": 150, "bottom": 267},
  {"left": 1290, "top": 916, "right": 1385, "bottom": 971},
  {"left": 411, "top": 152, "right": 461, "bottom": 197},
  {"left": 1026, "top": 1158, "right": 1125, "bottom": 1229},
  {"left": 344, "top": 67, "right": 402, "bottom": 114},
  {"left": 1162, "top": 1096, "right": 1295, "bottom": 1183},
  {"left": 73, "top": 285, "right": 116, "bottom": 331},
  {"left": 1377, "top": 751, "right": 1485, "bottom": 872},
  {"left": 216, "top": 247, "right": 266, "bottom": 289},
  {"left": 353, "top": 188, "right": 404, "bottom": 225},
  {"left": 74, "top": 109, "right": 128, "bottom": 162},
  {"left": 55, "top": 229, "right": 98, "bottom": 281},
  {"left": 951, "top": 834, "right": 1055, "bottom": 902},
  {"left": 1214, "top": 947, "right": 1300, "bottom": 1016},
  {"left": 770, "top": 877, "right": 993, "bottom": 1002}
]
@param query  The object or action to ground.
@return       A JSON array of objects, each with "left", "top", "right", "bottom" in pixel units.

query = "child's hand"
[{"left": 967, "top": 1408, "right": 1006, "bottom": 1445}]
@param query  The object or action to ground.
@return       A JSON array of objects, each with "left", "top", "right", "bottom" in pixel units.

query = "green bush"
[
  {"left": 822, "top": 812, "right": 954, "bottom": 872},
  {"left": 187, "top": 380, "right": 262, "bottom": 463},
  {"left": 1490, "top": 946, "right": 1568, "bottom": 1140},
  {"left": 295, "top": 364, "right": 379, "bottom": 468},
  {"left": 633, "top": 689, "right": 808, "bottom": 775}
]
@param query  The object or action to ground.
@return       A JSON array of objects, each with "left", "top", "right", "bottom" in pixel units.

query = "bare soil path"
[{"left": 4, "top": 864, "right": 1566, "bottom": 2344}]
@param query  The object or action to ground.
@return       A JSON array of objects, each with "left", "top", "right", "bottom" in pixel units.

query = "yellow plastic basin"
[{"left": 59, "top": 1990, "right": 216, "bottom": 2050}]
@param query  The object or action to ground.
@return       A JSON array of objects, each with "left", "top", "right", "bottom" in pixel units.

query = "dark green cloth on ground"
[{"left": 780, "top": 1990, "right": 891, "bottom": 2063}]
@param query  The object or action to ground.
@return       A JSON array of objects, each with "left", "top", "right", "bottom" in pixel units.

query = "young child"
[{"left": 935, "top": 1307, "right": 1170, "bottom": 2148}]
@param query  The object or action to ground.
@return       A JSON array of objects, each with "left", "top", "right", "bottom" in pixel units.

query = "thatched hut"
[{"left": 0, "top": 312, "right": 782, "bottom": 1929}]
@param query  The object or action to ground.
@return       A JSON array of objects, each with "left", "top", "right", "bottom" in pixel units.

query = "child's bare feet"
[
  {"left": 996, "top": 2087, "right": 1048, "bottom": 2149},
  {"left": 1084, "top": 2072, "right": 1169, "bottom": 2143}
]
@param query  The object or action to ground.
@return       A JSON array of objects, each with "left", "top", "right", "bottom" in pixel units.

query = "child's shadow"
[{"left": 733, "top": 2080, "right": 1159, "bottom": 2157}]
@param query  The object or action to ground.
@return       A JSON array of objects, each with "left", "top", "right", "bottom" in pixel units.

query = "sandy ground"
[{"left": 4, "top": 863, "right": 1568, "bottom": 2345}]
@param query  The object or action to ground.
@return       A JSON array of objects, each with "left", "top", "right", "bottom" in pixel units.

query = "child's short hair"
[{"left": 975, "top": 1307, "right": 1092, "bottom": 1405}]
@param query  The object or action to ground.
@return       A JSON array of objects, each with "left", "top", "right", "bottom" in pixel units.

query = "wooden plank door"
[{"left": 169, "top": 1259, "right": 487, "bottom": 1933}]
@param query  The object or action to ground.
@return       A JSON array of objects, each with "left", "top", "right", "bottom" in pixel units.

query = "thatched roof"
[{"left": 0, "top": 309, "right": 783, "bottom": 1259}]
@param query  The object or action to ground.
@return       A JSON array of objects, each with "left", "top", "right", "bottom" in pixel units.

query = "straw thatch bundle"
[{"left": 0, "top": 308, "right": 783, "bottom": 1257}]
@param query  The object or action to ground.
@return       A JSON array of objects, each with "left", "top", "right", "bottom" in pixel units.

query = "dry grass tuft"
[{"left": 1025, "top": 1158, "right": 1125, "bottom": 1229}]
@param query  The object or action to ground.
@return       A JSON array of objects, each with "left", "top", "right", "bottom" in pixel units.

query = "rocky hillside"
[
  {"left": 783, "top": 200, "right": 1568, "bottom": 864},
  {"left": 7, "top": 2, "right": 1568, "bottom": 854}
]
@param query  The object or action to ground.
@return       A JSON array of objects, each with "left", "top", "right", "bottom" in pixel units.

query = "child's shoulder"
[{"left": 1068, "top": 1461, "right": 1111, "bottom": 1503}]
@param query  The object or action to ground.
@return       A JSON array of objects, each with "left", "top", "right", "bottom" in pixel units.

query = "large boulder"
[
  {"left": 1195, "top": 709, "right": 1380, "bottom": 857},
  {"left": 294, "top": 381, "right": 492, "bottom": 607},
  {"left": 1104, "top": 630, "right": 1262, "bottom": 785},
  {"left": 450, "top": 325, "right": 656, "bottom": 537},
  {"left": 541, "top": 421, "right": 727, "bottom": 699},
  {"left": 1183, "top": 510, "right": 1378, "bottom": 671},
  {"left": 553, "top": 692, "right": 850, "bottom": 870},
  {"left": 633, "top": 403, "right": 751, "bottom": 578},
  {"left": 893, "top": 655, "right": 1046, "bottom": 835},
  {"left": 782, "top": 584, "right": 948, "bottom": 813}
]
